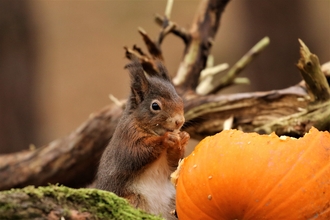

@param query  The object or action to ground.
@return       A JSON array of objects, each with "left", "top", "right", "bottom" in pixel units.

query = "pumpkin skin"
[{"left": 174, "top": 127, "right": 330, "bottom": 220}]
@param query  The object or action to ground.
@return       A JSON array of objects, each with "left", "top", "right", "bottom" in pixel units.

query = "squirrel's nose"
[{"left": 173, "top": 114, "right": 185, "bottom": 128}]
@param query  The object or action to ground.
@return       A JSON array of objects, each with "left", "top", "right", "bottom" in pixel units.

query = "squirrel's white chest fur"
[{"left": 130, "top": 151, "right": 175, "bottom": 219}]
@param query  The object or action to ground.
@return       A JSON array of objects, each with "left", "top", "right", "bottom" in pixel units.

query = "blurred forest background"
[{"left": 0, "top": 0, "right": 329, "bottom": 154}]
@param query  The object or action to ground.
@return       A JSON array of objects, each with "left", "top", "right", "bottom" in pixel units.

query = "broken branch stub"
[{"left": 296, "top": 39, "right": 330, "bottom": 102}]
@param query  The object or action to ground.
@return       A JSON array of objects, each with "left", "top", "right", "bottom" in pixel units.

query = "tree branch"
[
  {"left": 138, "top": 27, "right": 163, "bottom": 60},
  {"left": 173, "top": 0, "right": 231, "bottom": 91},
  {"left": 0, "top": 104, "right": 123, "bottom": 191},
  {"left": 154, "top": 14, "right": 190, "bottom": 45},
  {"left": 196, "top": 36, "right": 270, "bottom": 95},
  {"left": 183, "top": 85, "right": 312, "bottom": 139}
]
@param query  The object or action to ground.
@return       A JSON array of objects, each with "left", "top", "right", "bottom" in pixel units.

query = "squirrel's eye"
[{"left": 150, "top": 100, "right": 162, "bottom": 112}]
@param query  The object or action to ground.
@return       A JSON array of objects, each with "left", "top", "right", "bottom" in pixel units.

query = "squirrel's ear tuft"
[
  {"left": 155, "top": 61, "right": 171, "bottom": 82},
  {"left": 125, "top": 59, "right": 149, "bottom": 107}
]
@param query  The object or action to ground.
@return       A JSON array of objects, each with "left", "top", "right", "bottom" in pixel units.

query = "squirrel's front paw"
[
  {"left": 179, "top": 131, "right": 190, "bottom": 148},
  {"left": 164, "top": 131, "right": 185, "bottom": 169},
  {"left": 164, "top": 132, "right": 180, "bottom": 148}
]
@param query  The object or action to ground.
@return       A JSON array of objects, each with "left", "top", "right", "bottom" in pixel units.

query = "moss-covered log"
[{"left": 0, "top": 185, "right": 163, "bottom": 220}]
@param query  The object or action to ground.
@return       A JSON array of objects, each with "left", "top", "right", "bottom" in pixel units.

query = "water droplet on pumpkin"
[
  {"left": 208, "top": 195, "right": 212, "bottom": 200},
  {"left": 193, "top": 164, "right": 197, "bottom": 168},
  {"left": 208, "top": 176, "right": 212, "bottom": 179}
]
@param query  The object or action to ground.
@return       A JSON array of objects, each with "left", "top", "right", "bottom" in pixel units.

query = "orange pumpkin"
[{"left": 173, "top": 127, "right": 330, "bottom": 219}]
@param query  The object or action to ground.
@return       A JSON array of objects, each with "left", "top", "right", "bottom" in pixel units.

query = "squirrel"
[{"left": 95, "top": 59, "right": 190, "bottom": 220}]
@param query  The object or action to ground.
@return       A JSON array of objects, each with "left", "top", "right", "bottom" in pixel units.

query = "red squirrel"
[{"left": 95, "top": 59, "right": 189, "bottom": 219}]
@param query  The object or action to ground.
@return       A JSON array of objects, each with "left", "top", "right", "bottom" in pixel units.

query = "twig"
[
  {"left": 199, "top": 63, "right": 229, "bottom": 81},
  {"left": 108, "top": 94, "right": 125, "bottom": 109},
  {"left": 196, "top": 36, "right": 269, "bottom": 95},
  {"left": 154, "top": 14, "right": 190, "bottom": 44},
  {"left": 157, "top": 22, "right": 176, "bottom": 46},
  {"left": 233, "top": 77, "right": 250, "bottom": 85},
  {"left": 138, "top": 27, "right": 163, "bottom": 60},
  {"left": 164, "top": 0, "right": 174, "bottom": 19},
  {"left": 128, "top": 0, "right": 184, "bottom": 61},
  {"left": 296, "top": 39, "right": 330, "bottom": 102},
  {"left": 156, "top": 0, "right": 177, "bottom": 48}
]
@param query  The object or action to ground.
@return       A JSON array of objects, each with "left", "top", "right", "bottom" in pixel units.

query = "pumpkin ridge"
[
  {"left": 243, "top": 133, "right": 317, "bottom": 218},
  {"left": 250, "top": 133, "right": 330, "bottom": 218},
  {"left": 206, "top": 177, "right": 222, "bottom": 214},
  {"left": 263, "top": 132, "right": 330, "bottom": 218},
  {"left": 203, "top": 137, "right": 227, "bottom": 216},
  {"left": 178, "top": 165, "right": 216, "bottom": 219},
  {"left": 194, "top": 138, "right": 222, "bottom": 219},
  {"left": 265, "top": 160, "right": 330, "bottom": 218},
  {"left": 205, "top": 168, "right": 226, "bottom": 218}
]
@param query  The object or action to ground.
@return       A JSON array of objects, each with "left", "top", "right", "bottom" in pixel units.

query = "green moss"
[{"left": 0, "top": 185, "right": 164, "bottom": 220}]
